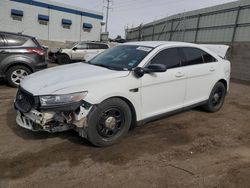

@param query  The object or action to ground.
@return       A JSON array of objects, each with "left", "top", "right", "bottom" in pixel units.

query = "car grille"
[{"left": 15, "top": 88, "right": 35, "bottom": 113}]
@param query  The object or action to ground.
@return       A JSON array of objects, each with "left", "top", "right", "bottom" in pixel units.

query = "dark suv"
[{"left": 0, "top": 32, "right": 47, "bottom": 87}]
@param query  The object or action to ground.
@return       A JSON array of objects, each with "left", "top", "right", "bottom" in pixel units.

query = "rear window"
[
  {"left": 5, "top": 35, "right": 28, "bottom": 46},
  {"left": 182, "top": 47, "right": 217, "bottom": 66},
  {"left": 201, "top": 51, "right": 217, "bottom": 63},
  {"left": 88, "top": 43, "right": 109, "bottom": 49},
  {"left": 182, "top": 47, "right": 204, "bottom": 66}
]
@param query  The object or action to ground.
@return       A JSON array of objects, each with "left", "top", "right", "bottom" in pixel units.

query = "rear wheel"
[
  {"left": 57, "top": 54, "right": 70, "bottom": 64},
  {"left": 6, "top": 65, "right": 31, "bottom": 87},
  {"left": 203, "top": 82, "right": 226, "bottom": 113},
  {"left": 87, "top": 98, "right": 132, "bottom": 147}
]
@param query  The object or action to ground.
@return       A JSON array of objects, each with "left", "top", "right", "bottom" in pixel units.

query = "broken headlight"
[{"left": 39, "top": 92, "right": 88, "bottom": 107}]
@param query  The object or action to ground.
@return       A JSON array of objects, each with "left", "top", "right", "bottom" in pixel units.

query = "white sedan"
[{"left": 15, "top": 41, "right": 231, "bottom": 147}]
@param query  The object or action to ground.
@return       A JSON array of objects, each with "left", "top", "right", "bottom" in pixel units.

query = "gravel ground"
[{"left": 0, "top": 79, "right": 250, "bottom": 188}]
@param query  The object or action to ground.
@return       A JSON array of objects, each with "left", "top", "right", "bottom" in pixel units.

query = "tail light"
[{"left": 26, "top": 48, "right": 45, "bottom": 56}]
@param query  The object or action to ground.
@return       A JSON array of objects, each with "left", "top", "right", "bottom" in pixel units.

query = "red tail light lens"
[{"left": 27, "top": 48, "right": 45, "bottom": 56}]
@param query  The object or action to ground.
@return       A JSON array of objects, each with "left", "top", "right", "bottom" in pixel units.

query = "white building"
[{"left": 0, "top": 0, "right": 104, "bottom": 42}]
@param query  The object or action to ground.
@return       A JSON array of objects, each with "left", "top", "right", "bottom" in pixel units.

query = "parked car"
[
  {"left": 48, "top": 41, "right": 109, "bottom": 64},
  {"left": 0, "top": 31, "right": 47, "bottom": 87},
  {"left": 14, "top": 41, "right": 230, "bottom": 147}
]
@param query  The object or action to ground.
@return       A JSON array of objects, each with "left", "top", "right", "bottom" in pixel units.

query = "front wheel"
[
  {"left": 57, "top": 54, "right": 70, "bottom": 64},
  {"left": 87, "top": 98, "right": 132, "bottom": 147},
  {"left": 6, "top": 65, "right": 31, "bottom": 87},
  {"left": 203, "top": 82, "right": 226, "bottom": 113}
]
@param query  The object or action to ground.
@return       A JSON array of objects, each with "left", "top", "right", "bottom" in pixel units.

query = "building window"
[
  {"left": 11, "top": 9, "right": 23, "bottom": 21},
  {"left": 38, "top": 14, "right": 49, "bottom": 25},
  {"left": 62, "top": 19, "right": 72, "bottom": 29},
  {"left": 83, "top": 23, "right": 93, "bottom": 32}
]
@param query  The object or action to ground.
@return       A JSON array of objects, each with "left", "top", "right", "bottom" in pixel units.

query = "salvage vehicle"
[
  {"left": 15, "top": 41, "right": 231, "bottom": 146},
  {"left": 0, "top": 31, "right": 47, "bottom": 87},
  {"left": 48, "top": 41, "right": 109, "bottom": 64}
]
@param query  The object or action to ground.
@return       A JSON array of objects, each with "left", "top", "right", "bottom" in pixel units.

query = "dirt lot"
[{"left": 0, "top": 80, "right": 250, "bottom": 188}]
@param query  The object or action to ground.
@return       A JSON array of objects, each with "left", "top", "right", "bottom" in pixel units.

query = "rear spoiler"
[{"left": 200, "top": 44, "right": 230, "bottom": 59}]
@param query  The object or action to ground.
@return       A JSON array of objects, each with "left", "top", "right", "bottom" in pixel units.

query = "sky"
[{"left": 51, "top": 0, "right": 238, "bottom": 38}]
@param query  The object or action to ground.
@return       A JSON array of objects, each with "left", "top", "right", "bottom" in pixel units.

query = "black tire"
[
  {"left": 203, "top": 82, "right": 226, "bottom": 113},
  {"left": 87, "top": 98, "right": 132, "bottom": 147},
  {"left": 57, "top": 54, "right": 70, "bottom": 65},
  {"left": 6, "top": 65, "right": 32, "bottom": 87}
]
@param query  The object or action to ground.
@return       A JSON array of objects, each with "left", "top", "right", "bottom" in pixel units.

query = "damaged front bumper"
[{"left": 15, "top": 101, "right": 93, "bottom": 138}]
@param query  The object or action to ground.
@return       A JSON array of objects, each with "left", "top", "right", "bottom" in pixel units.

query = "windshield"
[
  {"left": 66, "top": 42, "right": 78, "bottom": 49},
  {"left": 88, "top": 45, "right": 153, "bottom": 70}
]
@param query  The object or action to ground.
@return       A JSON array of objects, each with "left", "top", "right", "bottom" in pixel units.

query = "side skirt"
[{"left": 137, "top": 100, "right": 208, "bottom": 126}]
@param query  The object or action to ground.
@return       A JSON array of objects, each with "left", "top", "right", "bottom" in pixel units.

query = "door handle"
[
  {"left": 175, "top": 72, "right": 185, "bottom": 78},
  {"left": 209, "top": 67, "right": 215, "bottom": 72}
]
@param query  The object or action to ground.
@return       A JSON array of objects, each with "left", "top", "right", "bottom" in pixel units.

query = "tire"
[
  {"left": 203, "top": 82, "right": 226, "bottom": 113},
  {"left": 87, "top": 98, "right": 132, "bottom": 147},
  {"left": 6, "top": 65, "right": 32, "bottom": 87},
  {"left": 57, "top": 54, "right": 70, "bottom": 65}
]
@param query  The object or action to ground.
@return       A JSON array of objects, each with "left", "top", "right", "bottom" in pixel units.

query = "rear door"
[
  {"left": 141, "top": 47, "right": 187, "bottom": 119},
  {"left": 180, "top": 47, "right": 219, "bottom": 106},
  {"left": 71, "top": 42, "right": 88, "bottom": 60}
]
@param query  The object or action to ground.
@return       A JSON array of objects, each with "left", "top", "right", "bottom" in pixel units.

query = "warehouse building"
[
  {"left": 0, "top": 0, "right": 104, "bottom": 44},
  {"left": 126, "top": 0, "right": 250, "bottom": 81}
]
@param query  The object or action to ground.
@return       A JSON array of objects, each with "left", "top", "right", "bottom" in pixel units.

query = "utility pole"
[{"left": 104, "top": 0, "right": 112, "bottom": 33}]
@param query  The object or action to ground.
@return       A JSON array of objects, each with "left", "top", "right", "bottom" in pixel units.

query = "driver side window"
[
  {"left": 150, "top": 48, "right": 182, "bottom": 69},
  {"left": 76, "top": 42, "right": 87, "bottom": 49}
]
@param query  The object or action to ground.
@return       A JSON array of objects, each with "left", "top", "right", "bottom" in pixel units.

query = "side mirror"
[
  {"left": 144, "top": 64, "right": 167, "bottom": 73},
  {"left": 134, "top": 67, "right": 145, "bottom": 78},
  {"left": 134, "top": 64, "right": 167, "bottom": 78},
  {"left": 72, "top": 47, "right": 77, "bottom": 51}
]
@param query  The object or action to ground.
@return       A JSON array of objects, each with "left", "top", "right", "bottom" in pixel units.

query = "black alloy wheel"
[
  {"left": 87, "top": 98, "right": 132, "bottom": 147},
  {"left": 203, "top": 82, "right": 226, "bottom": 112},
  {"left": 97, "top": 107, "right": 125, "bottom": 138}
]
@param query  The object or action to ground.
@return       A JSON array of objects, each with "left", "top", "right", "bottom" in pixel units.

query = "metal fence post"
[
  {"left": 231, "top": 6, "right": 241, "bottom": 44},
  {"left": 152, "top": 24, "right": 156, "bottom": 40},
  {"left": 169, "top": 20, "right": 174, "bottom": 41},
  {"left": 194, "top": 14, "right": 201, "bottom": 43}
]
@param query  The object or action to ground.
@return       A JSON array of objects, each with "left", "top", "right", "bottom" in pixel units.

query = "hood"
[
  {"left": 21, "top": 63, "right": 130, "bottom": 95},
  {"left": 201, "top": 44, "right": 230, "bottom": 58}
]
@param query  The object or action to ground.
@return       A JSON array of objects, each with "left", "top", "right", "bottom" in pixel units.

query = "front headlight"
[{"left": 39, "top": 92, "right": 88, "bottom": 107}]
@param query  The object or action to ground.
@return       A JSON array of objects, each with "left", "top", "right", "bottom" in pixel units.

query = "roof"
[
  {"left": 124, "top": 41, "right": 230, "bottom": 58},
  {"left": 124, "top": 41, "right": 195, "bottom": 48},
  {"left": 0, "top": 31, "right": 34, "bottom": 38}
]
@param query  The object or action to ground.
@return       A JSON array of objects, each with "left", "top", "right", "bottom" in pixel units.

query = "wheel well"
[
  {"left": 60, "top": 53, "right": 70, "bottom": 58},
  {"left": 5, "top": 63, "right": 33, "bottom": 74},
  {"left": 108, "top": 96, "right": 137, "bottom": 130},
  {"left": 218, "top": 79, "right": 227, "bottom": 90}
]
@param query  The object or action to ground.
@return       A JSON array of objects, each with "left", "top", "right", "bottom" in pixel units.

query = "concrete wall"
[
  {"left": 0, "top": 0, "right": 103, "bottom": 42},
  {"left": 230, "top": 42, "right": 250, "bottom": 81}
]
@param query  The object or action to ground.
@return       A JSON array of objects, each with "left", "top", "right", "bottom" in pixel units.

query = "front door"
[
  {"left": 141, "top": 47, "right": 187, "bottom": 119},
  {"left": 71, "top": 42, "right": 88, "bottom": 60}
]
